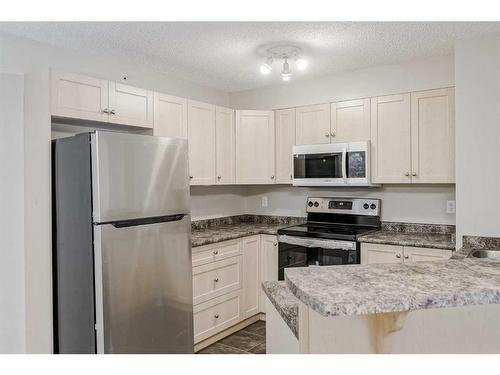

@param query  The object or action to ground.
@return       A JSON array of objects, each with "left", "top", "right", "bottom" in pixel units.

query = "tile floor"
[{"left": 197, "top": 321, "right": 266, "bottom": 354}]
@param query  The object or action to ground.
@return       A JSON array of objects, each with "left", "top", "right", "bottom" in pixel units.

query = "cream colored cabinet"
[
  {"left": 295, "top": 103, "right": 331, "bottom": 145},
  {"left": 331, "top": 98, "right": 370, "bottom": 142},
  {"left": 410, "top": 88, "right": 455, "bottom": 183},
  {"left": 275, "top": 108, "right": 296, "bottom": 184},
  {"left": 241, "top": 236, "right": 261, "bottom": 319},
  {"left": 371, "top": 93, "right": 412, "bottom": 183},
  {"left": 259, "top": 235, "right": 279, "bottom": 314},
  {"left": 192, "top": 240, "right": 241, "bottom": 268},
  {"left": 361, "top": 243, "right": 452, "bottom": 265},
  {"left": 235, "top": 110, "right": 275, "bottom": 184},
  {"left": 51, "top": 71, "right": 154, "bottom": 128},
  {"left": 108, "top": 82, "right": 153, "bottom": 128},
  {"left": 188, "top": 100, "right": 216, "bottom": 185},
  {"left": 51, "top": 71, "right": 109, "bottom": 122},
  {"left": 153, "top": 93, "right": 187, "bottom": 138},
  {"left": 215, "top": 106, "right": 235, "bottom": 184},
  {"left": 361, "top": 243, "right": 403, "bottom": 264}
]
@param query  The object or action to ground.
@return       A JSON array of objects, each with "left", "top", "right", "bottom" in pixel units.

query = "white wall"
[
  {"left": 0, "top": 74, "right": 26, "bottom": 353},
  {"left": 190, "top": 186, "right": 247, "bottom": 220},
  {"left": 455, "top": 34, "right": 500, "bottom": 246},
  {"left": 245, "top": 185, "right": 456, "bottom": 225},
  {"left": 229, "top": 55, "right": 454, "bottom": 110}
]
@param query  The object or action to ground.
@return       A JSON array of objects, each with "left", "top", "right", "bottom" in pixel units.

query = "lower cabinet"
[
  {"left": 192, "top": 235, "right": 276, "bottom": 344},
  {"left": 361, "top": 243, "right": 452, "bottom": 265}
]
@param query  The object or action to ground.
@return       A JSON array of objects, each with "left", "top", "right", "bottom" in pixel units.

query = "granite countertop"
[
  {"left": 191, "top": 215, "right": 305, "bottom": 248},
  {"left": 261, "top": 281, "right": 299, "bottom": 338},
  {"left": 285, "top": 258, "right": 500, "bottom": 318},
  {"left": 357, "top": 222, "right": 456, "bottom": 250}
]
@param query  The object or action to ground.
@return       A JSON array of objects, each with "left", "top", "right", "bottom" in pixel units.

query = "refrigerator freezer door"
[
  {"left": 91, "top": 131, "right": 190, "bottom": 223},
  {"left": 94, "top": 214, "right": 194, "bottom": 353}
]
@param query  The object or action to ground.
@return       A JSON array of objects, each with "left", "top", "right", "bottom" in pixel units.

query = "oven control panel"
[{"left": 307, "top": 197, "right": 380, "bottom": 216}]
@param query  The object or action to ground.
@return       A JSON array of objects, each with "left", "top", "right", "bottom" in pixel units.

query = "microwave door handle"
[{"left": 342, "top": 147, "right": 347, "bottom": 181}]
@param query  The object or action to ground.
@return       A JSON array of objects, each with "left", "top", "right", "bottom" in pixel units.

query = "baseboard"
[{"left": 194, "top": 313, "right": 265, "bottom": 352}]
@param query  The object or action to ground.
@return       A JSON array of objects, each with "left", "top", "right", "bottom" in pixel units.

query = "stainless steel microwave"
[{"left": 292, "top": 141, "right": 376, "bottom": 187}]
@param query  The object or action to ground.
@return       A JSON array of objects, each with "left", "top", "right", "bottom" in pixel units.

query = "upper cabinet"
[
  {"left": 371, "top": 94, "right": 412, "bottom": 184},
  {"left": 275, "top": 108, "right": 296, "bottom": 184},
  {"left": 51, "top": 71, "right": 154, "bottom": 128},
  {"left": 108, "top": 82, "right": 153, "bottom": 128},
  {"left": 153, "top": 93, "right": 188, "bottom": 138},
  {"left": 188, "top": 100, "right": 216, "bottom": 185},
  {"left": 295, "top": 104, "right": 331, "bottom": 145},
  {"left": 215, "top": 106, "right": 236, "bottom": 184},
  {"left": 330, "top": 99, "right": 370, "bottom": 143},
  {"left": 235, "top": 110, "right": 275, "bottom": 184},
  {"left": 410, "top": 88, "right": 455, "bottom": 183},
  {"left": 371, "top": 89, "right": 455, "bottom": 184},
  {"left": 51, "top": 71, "right": 109, "bottom": 122}
]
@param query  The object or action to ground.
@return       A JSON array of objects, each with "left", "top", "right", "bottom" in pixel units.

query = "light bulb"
[
  {"left": 282, "top": 74, "right": 291, "bottom": 82},
  {"left": 260, "top": 57, "right": 273, "bottom": 75},
  {"left": 296, "top": 58, "right": 308, "bottom": 71}
]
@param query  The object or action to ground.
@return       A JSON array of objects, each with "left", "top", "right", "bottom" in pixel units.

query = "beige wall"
[{"left": 455, "top": 34, "right": 500, "bottom": 246}]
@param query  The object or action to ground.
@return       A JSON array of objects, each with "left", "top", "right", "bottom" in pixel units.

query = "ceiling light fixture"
[{"left": 259, "top": 45, "right": 307, "bottom": 82}]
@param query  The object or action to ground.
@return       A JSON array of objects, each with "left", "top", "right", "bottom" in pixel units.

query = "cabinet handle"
[
  {"left": 217, "top": 175, "right": 221, "bottom": 180},
  {"left": 110, "top": 109, "right": 116, "bottom": 115},
  {"left": 290, "top": 174, "right": 293, "bottom": 180},
  {"left": 102, "top": 108, "right": 110, "bottom": 114},
  {"left": 324, "top": 133, "right": 330, "bottom": 138},
  {"left": 214, "top": 314, "right": 219, "bottom": 319},
  {"left": 271, "top": 175, "right": 275, "bottom": 179},
  {"left": 274, "top": 242, "right": 278, "bottom": 246},
  {"left": 404, "top": 255, "right": 409, "bottom": 260},
  {"left": 330, "top": 132, "right": 335, "bottom": 138},
  {"left": 213, "top": 250, "right": 219, "bottom": 255},
  {"left": 405, "top": 172, "right": 410, "bottom": 177},
  {"left": 189, "top": 176, "right": 193, "bottom": 179},
  {"left": 214, "top": 278, "right": 219, "bottom": 283},
  {"left": 412, "top": 172, "right": 417, "bottom": 177},
  {"left": 396, "top": 254, "right": 401, "bottom": 259}
]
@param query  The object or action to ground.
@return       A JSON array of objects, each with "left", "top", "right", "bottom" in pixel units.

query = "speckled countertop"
[
  {"left": 357, "top": 222, "right": 456, "bottom": 250},
  {"left": 191, "top": 215, "right": 305, "bottom": 248},
  {"left": 261, "top": 281, "right": 299, "bottom": 338},
  {"left": 285, "top": 258, "right": 500, "bottom": 317}
]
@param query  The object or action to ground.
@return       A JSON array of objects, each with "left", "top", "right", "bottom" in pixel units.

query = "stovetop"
[{"left": 277, "top": 222, "right": 378, "bottom": 241}]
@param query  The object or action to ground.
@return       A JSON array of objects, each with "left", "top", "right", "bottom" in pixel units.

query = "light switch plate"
[
  {"left": 446, "top": 200, "right": 456, "bottom": 214},
  {"left": 261, "top": 196, "right": 268, "bottom": 208}
]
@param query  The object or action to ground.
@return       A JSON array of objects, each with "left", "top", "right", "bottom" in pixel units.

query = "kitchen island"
[{"left": 265, "top": 249, "right": 500, "bottom": 354}]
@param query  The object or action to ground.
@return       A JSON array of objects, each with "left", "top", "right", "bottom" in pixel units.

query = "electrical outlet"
[
  {"left": 261, "top": 196, "right": 268, "bottom": 208},
  {"left": 446, "top": 200, "right": 456, "bottom": 214}
]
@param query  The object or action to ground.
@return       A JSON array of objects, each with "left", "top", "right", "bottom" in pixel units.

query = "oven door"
[
  {"left": 278, "top": 235, "right": 359, "bottom": 280},
  {"left": 292, "top": 144, "right": 347, "bottom": 186}
]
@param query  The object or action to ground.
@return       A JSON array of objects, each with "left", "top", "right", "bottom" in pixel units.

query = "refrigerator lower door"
[
  {"left": 93, "top": 214, "right": 193, "bottom": 354},
  {"left": 91, "top": 131, "right": 190, "bottom": 223}
]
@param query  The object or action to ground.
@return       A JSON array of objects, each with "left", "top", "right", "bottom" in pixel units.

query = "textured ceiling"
[{"left": 1, "top": 22, "right": 500, "bottom": 92}]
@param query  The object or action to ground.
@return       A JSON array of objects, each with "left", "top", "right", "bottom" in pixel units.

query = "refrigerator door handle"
[{"left": 96, "top": 213, "right": 187, "bottom": 228}]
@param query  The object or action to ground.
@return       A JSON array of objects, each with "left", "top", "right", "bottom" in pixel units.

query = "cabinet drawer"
[
  {"left": 193, "top": 290, "right": 241, "bottom": 343},
  {"left": 403, "top": 246, "right": 453, "bottom": 262},
  {"left": 192, "top": 256, "right": 242, "bottom": 305},
  {"left": 192, "top": 240, "right": 241, "bottom": 267}
]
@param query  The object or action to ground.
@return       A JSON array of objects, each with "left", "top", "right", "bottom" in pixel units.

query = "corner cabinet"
[
  {"left": 153, "top": 93, "right": 188, "bottom": 138},
  {"left": 187, "top": 100, "right": 216, "bottom": 185},
  {"left": 215, "top": 106, "right": 236, "bottom": 184},
  {"left": 275, "top": 108, "right": 296, "bottom": 184},
  {"left": 235, "top": 110, "right": 275, "bottom": 184},
  {"left": 361, "top": 243, "right": 452, "bottom": 264}
]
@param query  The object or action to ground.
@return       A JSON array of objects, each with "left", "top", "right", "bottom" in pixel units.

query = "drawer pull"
[
  {"left": 396, "top": 254, "right": 401, "bottom": 259},
  {"left": 214, "top": 278, "right": 219, "bottom": 283},
  {"left": 214, "top": 314, "right": 219, "bottom": 319},
  {"left": 404, "top": 255, "right": 409, "bottom": 259},
  {"left": 213, "top": 250, "right": 219, "bottom": 255}
]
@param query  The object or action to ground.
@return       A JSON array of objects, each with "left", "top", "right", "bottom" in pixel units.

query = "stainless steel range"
[{"left": 277, "top": 197, "right": 381, "bottom": 280}]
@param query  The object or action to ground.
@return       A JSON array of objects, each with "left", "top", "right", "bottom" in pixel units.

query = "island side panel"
[
  {"left": 266, "top": 298, "right": 299, "bottom": 354},
  {"left": 302, "top": 304, "right": 500, "bottom": 354}
]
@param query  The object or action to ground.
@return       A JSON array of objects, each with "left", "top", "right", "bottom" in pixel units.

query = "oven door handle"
[{"left": 278, "top": 235, "right": 355, "bottom": 251}]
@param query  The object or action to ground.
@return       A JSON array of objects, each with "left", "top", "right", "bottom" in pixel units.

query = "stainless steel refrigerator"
[{"left": 52, "top": 131, "right": 193, "bottom": 354}]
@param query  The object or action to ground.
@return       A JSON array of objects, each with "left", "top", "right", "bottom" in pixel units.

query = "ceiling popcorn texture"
[{"left": 1, "top": 22, "right": 499, "bottom": 92}]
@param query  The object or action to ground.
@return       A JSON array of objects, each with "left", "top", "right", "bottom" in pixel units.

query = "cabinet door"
[
  {"left": 241, "top": 236, "right": 260, "bottom": 319},
  {"left": 235, "top": 110, "right": 275, "bottom": 184},
  {"left": 188, "top": 100, "right": 216, "bottom": 185},
  {"left": 259, "top": 235, "right": 279, "bottom": 314},
  {"left": 275, "top": 108, "right": 296, "bottom": 184},
  {"left": 153, "top": 93, "right": 187, "bottom": 138},
  {"left": 51, "top": 71, "right": 109, "bottom": 122},
  {"left": 215, "top": 106, "right": 235, "bottom": 184},
  {"left": 411, "top": 88, "right": 455, "bottom": 183},
  {"left": 330, "top": 99, "right": 370, "bottom": 142},
  {"left": 295, "top": 103, "right": 331, "bottom": 145},
  {"left": 403, "top": 246, "right": 453, "bottom": 262},
  {"left": 361, "top": 243, "right": 403, "bottom": 265},
  {"left": 108, "top": 82, "right": 154, "bottom": 128},
  {"left": 370, "top": 94, "right": 411, "bottom": 183}
]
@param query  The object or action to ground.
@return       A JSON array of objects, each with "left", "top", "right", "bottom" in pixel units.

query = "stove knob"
[
  {"left": 308, "top": 201, "right": 314, "bottom": 207},
  {"left": 370, "top": 203, "right": 377, "bottom": 210},
  {"left": 313, "top": 202, "right": 319, "bottom": 207},
  {"left": 363, "top": 203, "right": 369, "bottom": 209}
]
